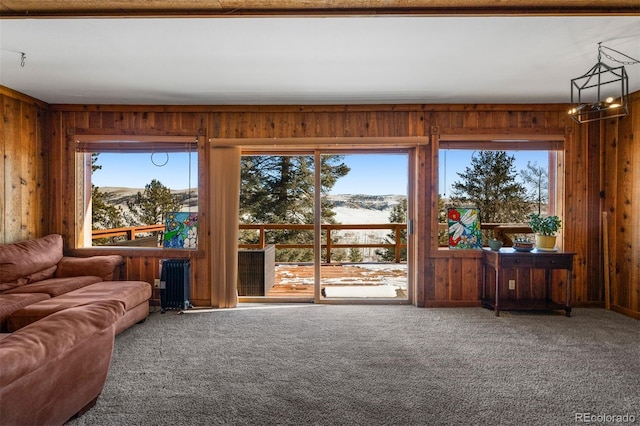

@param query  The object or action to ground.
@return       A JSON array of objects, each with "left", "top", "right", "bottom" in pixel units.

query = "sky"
[
  {"left": 329, "top": 154, "right": 408, "bottom": 195},
  {"left": 439, "top": 150, "right": 549, "bottom": 197},
  {"left": 91, "top": 152, "right": 409, "bottom": 195},
  {"left": 92, "top": 152, "right": 198, "bottom": 190},
  {"left": 92, "top": 150, "right": 547, "bottom": 196}
]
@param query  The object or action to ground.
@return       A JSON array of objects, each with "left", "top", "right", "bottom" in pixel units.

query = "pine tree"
[
  {"left": 376, "top": 198, "right": 407, "bottom": 262},
  {"left": 437, "top": 195, "right": 448, "bottom": 246},
  {"left": 448, "top": 151, "right": 529, "bottom": 224},
  {"left": 348, "top": 247, "right": 364, "bottom": 262},
  {"left": 92, "top": 186, "right": 125, "bottom": 230},
  {"left": 520, "top": 161, "right": 549, "bottom": 214},
  {"left": 91, "top": 154, "right": 125, "bottom": 244},
  {"left": 126, "top": 179, "right": 182, "bottom": 226},
  {"left": 240, "top": 155, "right": 349, "bottom": 262}
]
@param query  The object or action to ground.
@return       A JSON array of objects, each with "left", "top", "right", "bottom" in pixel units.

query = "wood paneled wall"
[
  {"left": 421, "top": 108, "right": 571, "bottom": 308},
  {"left": 0, "top": 88, "right": 49, "bottom": 244},
  {"left": 600, "top": 94, "right": 640, "bottom": 318},
  {"left": 1, "top": 86, "right": 638, "bottom": 318}
]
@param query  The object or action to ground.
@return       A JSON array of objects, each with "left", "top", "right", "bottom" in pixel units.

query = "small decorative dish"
[{"left": 513, "top": 240, "right": 534, "bottom": 252}]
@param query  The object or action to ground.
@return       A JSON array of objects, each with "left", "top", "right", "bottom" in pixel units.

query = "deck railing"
[
  {"left": 239, "top": 223, "right": 407, "bottom": 263},
  {"left": 92, "top": 222, "right": 532, "bottom": 261},
  {"left": 91, "top": 223, "right": 408, "bottom": 262},
  {"left": 92, "top": 224, "right": 166, "bottom": 241}
]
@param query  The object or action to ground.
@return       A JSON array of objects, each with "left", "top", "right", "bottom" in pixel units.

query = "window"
[
  {"left": 437, "top": 137, "right": 563, "bottom": 248},
  {"left": 75, "top": 136, "right": 200, "bottom": 248}
]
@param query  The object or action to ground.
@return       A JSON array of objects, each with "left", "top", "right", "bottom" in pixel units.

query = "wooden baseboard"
[
  {"left": 611, "top": 305, "right": 640, "bottom": 320},
  {"left": 572, "top": 301, "right": 605, "bottom": 308},
  {"left": 424, "top": 300, "right": 482, "bottom": 308}
]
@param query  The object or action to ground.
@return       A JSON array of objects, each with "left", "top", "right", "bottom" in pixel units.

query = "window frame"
[
  {"left": 432, "top": 132, "right": 566, "bottom": 251},
  {"left": 74, "top": 133, "right": 205, "bottom": 251}
]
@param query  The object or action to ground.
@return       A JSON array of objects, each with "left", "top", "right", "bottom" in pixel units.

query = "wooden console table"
[{"left": 482, "top": 248, "right": 575, "bottom": 317}]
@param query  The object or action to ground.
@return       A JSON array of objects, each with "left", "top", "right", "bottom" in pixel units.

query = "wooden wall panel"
[
  {"left": 461, "top": 258, "right": 482, "bottom": 301},
  {"left": 604, "top": 94, "right": 640, "bottom": 318},
  {"left": 4, "top": 97, "right": 22, "bottom": 241},
  {"left": 428, "top": 252, "right": 483, "bottom": 307},
  {"left": 616, "top": 114, "right": 633, "bottom": 306},
  {"left": 43, "top": 103, "right": 640, "bottom": 316},
  {"left": 0, "top": 89, "right": 49, "bottom": 244},
  {"left": 586, "top": 121, "right": 603, "bottom": 302},
  {"left": 433, "top": 258, "right": 449, "bottom": 301},
  {"left": 632, "top": 103, "right": 640, "bottom": 317},
  {"left": 415, "top": 144, "right": 431, "bottom": 306},
  {"left": 51, "top": 110, "right": 211, "bottom": 306},
  {"left": 2, "top": 90, "right": 637, "bottom": 317},
  {"left": 0, "top": 97, "right": 4, "bottom": 242}
]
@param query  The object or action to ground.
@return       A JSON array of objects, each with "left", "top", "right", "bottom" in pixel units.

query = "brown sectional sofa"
[
  {"left": 0, "top": 300, "right": 125, "bottom": 425},
  {"left": 8, "top": 280, "right": 151, "bottom": 335},
  {"left": 0, "top": 234, "right": 153, "bottom": 424},
  {"left": 0, "top": 234, "right": 151, "bottom": 333}
]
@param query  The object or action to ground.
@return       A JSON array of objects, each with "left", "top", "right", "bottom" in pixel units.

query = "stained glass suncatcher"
[
  {"left": 163, "top": 212, "right": 198, "bottom": 249},
  {"left": 447, "top": 208, "right": 481, "bottom": 249}
]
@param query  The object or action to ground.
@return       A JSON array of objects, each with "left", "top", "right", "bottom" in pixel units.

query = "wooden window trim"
[
  {"left": 74, "top": 134, "right": 204, "bottom": 250},
  {"left": 433, "top": 133, "right": 566, "bottom": 252}
]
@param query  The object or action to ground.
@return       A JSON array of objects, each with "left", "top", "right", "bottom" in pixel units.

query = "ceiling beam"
[{"left": 1, "top": 0, "right": 638, "bottom": 17}]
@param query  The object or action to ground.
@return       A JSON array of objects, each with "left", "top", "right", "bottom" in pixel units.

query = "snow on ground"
[
  {"left": 332, "top": 206, "right": 391, "bottom": 224},
  {"left": 275, "top": 263, "right": 408, "bottom": 290},
  {"left": 323, "top": 285, "right": 398, "bottom": 298}
]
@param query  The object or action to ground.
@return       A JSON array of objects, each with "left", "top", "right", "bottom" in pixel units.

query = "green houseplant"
[{"left": 528, "top": 213, "right": 562, "bottom": 251}]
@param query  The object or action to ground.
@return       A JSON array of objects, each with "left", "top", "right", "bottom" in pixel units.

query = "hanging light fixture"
[{"left": 569, "top": 43, "right": 637, "bottom": 124}]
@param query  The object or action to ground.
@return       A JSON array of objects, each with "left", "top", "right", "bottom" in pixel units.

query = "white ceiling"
[{"left": 1, "top": 16, "right": 639, "bottom": 105}]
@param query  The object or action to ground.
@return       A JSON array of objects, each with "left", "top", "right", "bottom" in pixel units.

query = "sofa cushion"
[
  {"left": 7, "top": 281, "right": 151, "bottom": 332},
  {"left": 2, "top": 276, "right": 102, "bottom": 297},
  {"left": 55, "top": 255, "right": 124, "bottom": 281},
  {"left": 0, "top": 234, "right": 63, "bottom": 291},
  {"left": 0, "top": 293, "right": 51, "bottom": 332},
  {"left": 67, "top": 281, "right": 152, "bottom": 310}
]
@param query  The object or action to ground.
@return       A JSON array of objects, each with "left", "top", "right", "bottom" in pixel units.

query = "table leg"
[
  {"left": 482, "top": 263, "right": 487, "bottom": 300},
  {"left": 544, "top": 269, "right": 549, "bottom": 301},
  {"left": 566, "top": 270, "right": 572, "bottom": 317},
  {"left": 494, "top": 267, "right": 500, "bottom": 317}
]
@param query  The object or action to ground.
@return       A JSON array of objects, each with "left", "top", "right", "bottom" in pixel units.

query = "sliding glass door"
[
  {"left": 238, "top": 150, "right": 411, "bottom": 303},
  {"left": 238, "top": 154, "right": 316, "bottom": 301},
  {"left": 318, "top": 152, "right": 409, "bottom": 301}
]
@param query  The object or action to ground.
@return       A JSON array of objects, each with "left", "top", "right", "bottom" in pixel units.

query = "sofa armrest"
[
  {"left": 55, "top": 255, "right": 124, "bottom": 281},
  {"left": 0, "top": 300, "right": 124, "bottom": 425}
]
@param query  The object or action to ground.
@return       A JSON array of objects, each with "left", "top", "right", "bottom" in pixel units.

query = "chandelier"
[{"left": 569, "top": 43, "right": 637, "bottom": 124}]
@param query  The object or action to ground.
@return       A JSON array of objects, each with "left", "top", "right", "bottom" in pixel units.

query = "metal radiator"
[{"left": 160, "top": 259, "right": 192, "bottom": 312}]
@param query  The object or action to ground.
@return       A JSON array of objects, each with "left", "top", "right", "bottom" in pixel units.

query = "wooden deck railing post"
[
  {"left": 326, "top": 226, "right": 332, "bottom": 263},
  {"left": 395, "top": 225, "right": 402, "bottom": 263},
  {"left": 259, "top": 225, "right": 266, "bottom": 249}
]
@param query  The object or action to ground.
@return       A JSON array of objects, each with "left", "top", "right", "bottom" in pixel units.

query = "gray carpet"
[{"left": 68, "top": 305, "right": 639, "bottom": 426}]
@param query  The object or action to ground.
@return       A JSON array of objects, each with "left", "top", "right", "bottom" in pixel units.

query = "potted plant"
[{"left": 528, "top": 213, "right": 562, "bottom": 251}]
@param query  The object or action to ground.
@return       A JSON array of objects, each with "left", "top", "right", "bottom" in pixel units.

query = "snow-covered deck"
[{"left": 267, "top": 263, "right": 408, "bottom": 299}]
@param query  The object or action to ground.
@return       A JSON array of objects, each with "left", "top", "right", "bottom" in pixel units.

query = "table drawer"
[
  {"left": 500, "top": 256, "right": 535, "bottom": 267},
  {"left": 534, "top": 255, "right": 573, "bottom": 269}
]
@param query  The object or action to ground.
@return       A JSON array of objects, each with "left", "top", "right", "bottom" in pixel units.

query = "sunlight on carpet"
[{"left": 181, "top": 304, "right": 320, "bottom": 313}]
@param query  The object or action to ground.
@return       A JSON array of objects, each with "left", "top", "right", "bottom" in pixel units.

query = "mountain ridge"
[{"left": 97, "top": 187, "right": 406, "bottom": 225}]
